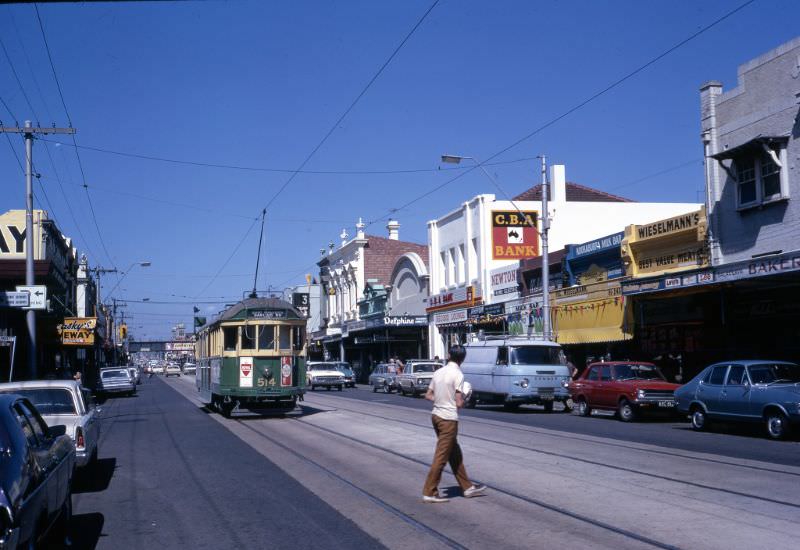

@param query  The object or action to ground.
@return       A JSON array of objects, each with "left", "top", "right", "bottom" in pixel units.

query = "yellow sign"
[
  {"left": 553, "top": 281, "right": 632, "bottom": 344},
  {"left": 622, "top": 207, "right": 708, "bottom": 278},
  {"left": 58, "top": 317, "right": 97, "bottom": 346}
]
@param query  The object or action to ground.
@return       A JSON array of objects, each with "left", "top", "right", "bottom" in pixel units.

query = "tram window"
[
  {"left": 259, "top": 326, "right": 275, "bottom": 351},
  {"left": 293, "top": 326, "right": 305, "bottom": 351},
  {"left": 279, "top": 326, "right": 291, "bottom": 349},
  {"left": 241, "top": 325, "right": 256, "bottom": 350},
  {"left": 223, "top": 326, "right": 237, "bottom": 351}
]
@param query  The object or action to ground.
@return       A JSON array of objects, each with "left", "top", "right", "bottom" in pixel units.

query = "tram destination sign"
[{"left": 250, "top": 310, "right": 287, "bottom": 319}]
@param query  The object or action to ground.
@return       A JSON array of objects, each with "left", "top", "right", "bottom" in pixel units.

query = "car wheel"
[
  {"left": 690, "top": 407, "right": 708, "bottom": 431},
  {"left": 577, "top": 398, "right": 592, "bottom": 417},
  {"left": 563, "top": 398, "right": 574, "bottom": 412},
  {"left": 338, "top": 385, "right": 343, "bottom": 391},
  {"left": 618, "top": 399, "right": 636, "bottom": 422},
  {"left": 765, "top": 410, "right": 790, "bottom": 440},
  {"left": 383, "top": 382, "right": 391, "bottom": 394},
  {"left": 543, "top": 401, "right": 554, "bottom": 413},
  {"left": 372, "top": 384, "right": 377, "bottom": 393}
]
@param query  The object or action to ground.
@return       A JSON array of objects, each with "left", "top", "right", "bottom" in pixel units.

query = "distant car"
[
  {"left": 369, "top": 363, "right": 399, "bottom": 393},
  {"left": 396, "top": 361, "right": 438, "bottom": 397},
  {"left": 306, "top": 363, "right": 345, "bottom": 391},
  {"left": 0, "top": 394, "right": 75, "bottom": 549},
  {"left": 569, "top": 362, "right": 680, "bottom": 421},
  {"left": 98, "top": 367, "right": 136, "bottom": 396},
  {"left": 164, "top": 364, "right": 182, "bottom": 377},
  {"left": 331, "top": 362, "right": 355, "bottom": 388},
  {"left": 128, "top": 367, "right": 141, "bottom": 385},
  {"left": 675, "top": 360, "right": 800, "bottom": 439},
  {"left": 0, "top": 380, "right": 100, "bottom": 469},
  {"left": 182, "top": 363, "right": 197, "bottom": 375}
]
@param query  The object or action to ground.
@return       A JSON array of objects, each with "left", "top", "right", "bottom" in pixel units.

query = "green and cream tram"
[{"left": 195, "top": 297, "right": 306, "bottom": 416}]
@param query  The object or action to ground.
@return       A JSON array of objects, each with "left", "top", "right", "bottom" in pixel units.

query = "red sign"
[
  {"left": 241, "top": 364, "right": 251, "bottom": 377},
  {"left": 492, "top": 210, "right": 539, "bottom": 260},
  {"left": 281, "top": 357, "right": 292, "bottom": 386}
]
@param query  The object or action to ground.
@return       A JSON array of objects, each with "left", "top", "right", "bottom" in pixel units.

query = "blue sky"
[{"left": 1, "top": 0, "right": 797, "bottom": 339}]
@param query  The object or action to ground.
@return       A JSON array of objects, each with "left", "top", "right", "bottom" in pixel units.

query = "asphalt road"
[
  {"left": 317, "top": 384, "right": 800, "bottom": 467},
  {"left": 70, "top": 377, "right": 382, "bottom": 550}
]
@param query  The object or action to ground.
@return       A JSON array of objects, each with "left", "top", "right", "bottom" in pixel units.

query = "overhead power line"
[
  {"left": 194, "top": 0, "right": 440, "bottom": 298},
  {"left": 34, "top": 4, "right": 118, "bottom": 272},
  {"left": 363, "top": 0, "right": 757, "bottom": 231}
]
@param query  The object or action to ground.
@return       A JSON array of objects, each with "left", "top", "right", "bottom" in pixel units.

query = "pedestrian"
[
  {"left": 422, "top": 344, "right": 485, "bottom": 503},
  {"left": 73, "top": 371, "right": 83, "bottom": 385}
]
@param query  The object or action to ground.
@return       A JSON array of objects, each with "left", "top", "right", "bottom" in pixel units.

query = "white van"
[{"left": 462, "top": 337, "right": 570, "bottom": 412}]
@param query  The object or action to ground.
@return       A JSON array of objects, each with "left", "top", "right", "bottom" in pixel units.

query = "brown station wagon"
[{"left": 568, "top": 361, "right": 680, "bottom": 421}]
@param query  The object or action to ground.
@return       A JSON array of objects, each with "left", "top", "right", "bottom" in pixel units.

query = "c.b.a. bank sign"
[{"left": 491, "top": 211, "right": 539, "bottom": 260}]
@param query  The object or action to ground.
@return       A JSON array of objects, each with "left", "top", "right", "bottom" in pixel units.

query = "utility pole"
[
  {"left": 111, "top": 298, "right": 127, "bottom": 365},
  {"left": 0, "top": 121, "right": 76, "bottom": 379},
  {"left": 539, "top": 155, "right": 552, "bottom": 341}
]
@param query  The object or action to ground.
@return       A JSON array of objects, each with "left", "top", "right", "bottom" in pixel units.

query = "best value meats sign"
[
  {"left": 491, "top": 211, "right": 539, "bottom": 260},
  {"left": 58, "top": 317, "right": 97, "bottom": 346}
]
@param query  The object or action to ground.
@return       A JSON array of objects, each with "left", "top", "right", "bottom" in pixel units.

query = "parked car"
[
  {"left": 164, "top": 364, "right": 182, "bottom": 377},
  {"left": 128, "top": 366, "right": 141, "bottom": 385},
  {"left": 306, "top": 363, "right": 345, "bottom": 391},
  {"left": 396, "top": 360, "right": 439, "bottom": 396},
  {"left": 0, "top": 380, "right": 100, "bottom": 469},
  {"left": 182, "top": 362, "right": 197, "bottom": 375},
  {"left": 461, "top": 338, "right": 570, "bottom": 411},
  {"left": 332, "top": 362, "right": 355, "bottom": 388},
  {"left": 369, "top": 363, "right": 399, "bottom": 393},
  {"left": 98, "top": 367, "right": 136, "bottom": 396},
  {"left": 0, "top": 394, "right": 75, "bottom": 549},
  {"left": 675, "top": 360, "right": 800, "bottom": 439},
  {"left": 569, "top": 361, "right": 680, "bottom": 421}
]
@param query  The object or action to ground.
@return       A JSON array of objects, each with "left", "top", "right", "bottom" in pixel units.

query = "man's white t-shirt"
[{"left": 429, "top": 362, "right": 466, "bottom": 421}]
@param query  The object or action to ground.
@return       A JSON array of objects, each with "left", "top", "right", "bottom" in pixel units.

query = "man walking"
[{"left": 422, "top": 344, "right": 486, "bottom": 503}]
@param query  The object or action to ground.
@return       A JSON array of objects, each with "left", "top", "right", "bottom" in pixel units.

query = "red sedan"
[{"left": 568, "top": 361, "right": 680, "bottom": 422}]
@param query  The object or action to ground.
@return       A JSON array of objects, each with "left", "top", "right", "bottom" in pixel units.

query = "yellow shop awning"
[{"left": 553, "top": 295, "right": 633, "bottom": 345}]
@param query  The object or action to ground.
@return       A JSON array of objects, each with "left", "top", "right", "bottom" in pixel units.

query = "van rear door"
[{"left": 491, "top": 346, "right": 510, "bottom": 395}]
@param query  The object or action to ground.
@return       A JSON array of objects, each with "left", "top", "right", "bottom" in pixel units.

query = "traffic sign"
[
  {"left": 0, "top": 291, "right": 30, "bottom": 308},
  {"left": 16, "top": 285, "right": 47, "bottom": 310}
]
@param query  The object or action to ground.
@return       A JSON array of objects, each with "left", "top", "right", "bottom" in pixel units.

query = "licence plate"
[
  {"left": 658, "top": 400, "right": 675, "bottom": 408},
  {"left": 539, "top": 394, "right": 554, "bottom": 401}
]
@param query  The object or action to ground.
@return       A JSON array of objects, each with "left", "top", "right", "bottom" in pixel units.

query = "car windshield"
[
  {"left": 8, "top": 389, "right": 77, "bottom": 415},
  {"left": 336, "top": 366, "right": 352, "bottom": 373},
  {"left": 310, "top": 364, "right": 336, "bottom": 371},
  {"left": 510, "top": 346, "right": 563, "bottom": 366},
  {"left": 102, "top": 370, "right": 129, "bottom": 379},
  {"left": 411, "top": 364, "right": 436, "bottom": 373},
  {"left": 748, "top": 363, "right": 800, "bottom": 384},
  {"left": 614, "top": 364, "right": 664, "bottom": 381}
]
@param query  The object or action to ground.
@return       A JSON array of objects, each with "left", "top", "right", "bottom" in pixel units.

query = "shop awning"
[{"left": 553, "top": 281, "right": 632, "bottom": 344}]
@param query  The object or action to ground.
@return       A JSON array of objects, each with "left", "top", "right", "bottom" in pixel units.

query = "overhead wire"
[
  {"left": 363, "top": 0, "right": 758, "bottom": 231},
  {"left": 33, "top": 3, "right": 119, "bottom": 276},
  {"left": 194, "top": 0, "right": 440, "bottom": 298}
]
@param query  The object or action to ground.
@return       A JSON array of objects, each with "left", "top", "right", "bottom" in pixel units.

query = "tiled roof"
[
  {"left": 363, "top": 235, "right": 428, "bottom": 286},
  {"left": 514, "top": 182, "right": 634, "bottom": 203},
  {"left": 519, "top": 249, "right": 567, "bottom": 272}
]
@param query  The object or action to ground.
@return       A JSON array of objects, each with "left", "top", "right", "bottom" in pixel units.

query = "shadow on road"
[
  {"left": 73, "top": 458, "right": 117, "bottom": 494},
  {"left": 672, "top": 422, "right": 800, "bottom": 442},
  {"left": 69, "top": 512, "right": 105, "bottom": 550}
]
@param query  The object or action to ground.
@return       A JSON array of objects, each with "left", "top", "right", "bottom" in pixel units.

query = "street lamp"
[{"left": 440, "top": 154, "right": 552, "bottom": 341}]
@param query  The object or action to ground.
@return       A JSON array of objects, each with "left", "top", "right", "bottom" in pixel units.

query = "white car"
[
  {"left": 306, "top": 362, "right": 345, "bottom": 391},
  {"left": 165, "top": 364, "right": 182, "bottom": 377},
  {"left": 0, "top": 380, "right": 100, "bottom": 468},
  {"left": 182, "top": 363, "right": 197, "bottom": 375}
]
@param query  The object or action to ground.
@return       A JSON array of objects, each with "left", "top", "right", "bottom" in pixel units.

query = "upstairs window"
[{"left": 731, "top": 144, "right": 788, "bottom": 209}]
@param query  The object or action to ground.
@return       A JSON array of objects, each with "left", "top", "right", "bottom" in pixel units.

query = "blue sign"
[{"left": 568, "top": 232, "right": 624, "bottom": 260}]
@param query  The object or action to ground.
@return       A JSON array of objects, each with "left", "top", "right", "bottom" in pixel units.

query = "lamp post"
[{"left": 440, "top": 154, "right": 552, "bottom": 341}]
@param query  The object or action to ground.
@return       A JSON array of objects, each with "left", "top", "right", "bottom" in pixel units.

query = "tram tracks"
[
  {"left": 312, "top": 393, "right": 800, "bottom": 479},
  {"left": 247, "top": 415, "right": 679, "bottom": 550}
]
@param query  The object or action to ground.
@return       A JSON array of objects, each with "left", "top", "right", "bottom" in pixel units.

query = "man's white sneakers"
[
  {"left": 463, "top": 484, "right": 487, "bottom": 498},
  {"left": 423, "top": 494, "right": 450, "bottom": 503}
]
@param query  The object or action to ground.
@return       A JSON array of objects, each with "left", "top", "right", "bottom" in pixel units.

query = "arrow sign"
[{"left": 16, "top": 285, "right": 47, "bottom": 310}]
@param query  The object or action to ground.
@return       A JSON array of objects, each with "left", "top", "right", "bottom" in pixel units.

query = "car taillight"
[{"left": 76, "top": 427, "right": 85, "bottom": 450}]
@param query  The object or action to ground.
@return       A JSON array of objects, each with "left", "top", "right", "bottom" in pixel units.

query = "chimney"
[
  {"left": 550, "top": 164, "right": 566, "bottom": 202},
  {"left": 387, "top": 219, "right": 400, "bottom": 240},
  {"left": 356, "top": 217, "right": 365, "bottom": 239}
]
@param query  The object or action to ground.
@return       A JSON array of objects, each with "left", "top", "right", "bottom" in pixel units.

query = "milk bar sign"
[{"left": 491, "top": 211, "right": 539, "bottom": 260}]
